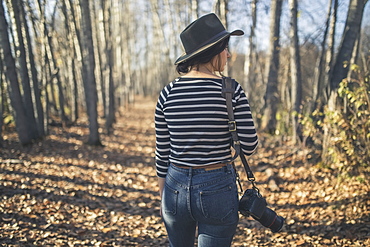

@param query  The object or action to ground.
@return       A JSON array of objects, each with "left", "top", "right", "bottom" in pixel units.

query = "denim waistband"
[{"left": 169, "top": 163, "right": 234, "bottom": 174}]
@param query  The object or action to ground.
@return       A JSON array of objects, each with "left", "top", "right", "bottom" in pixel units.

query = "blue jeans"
[{"left": 162, "top": 163, "right": 239, "bottom": 247}]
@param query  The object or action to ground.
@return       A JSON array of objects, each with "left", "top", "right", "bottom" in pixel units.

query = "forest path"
[{"left": 0, "top": 96, "right": 369, "bottom": 246}]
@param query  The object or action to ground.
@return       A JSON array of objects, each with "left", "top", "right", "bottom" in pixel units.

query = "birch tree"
[
  {"left": 244, "top": 0, "right": 258, "bottom": 97},
  {"left": 289, "top": 0, "right": 302, "bottom": 143}
]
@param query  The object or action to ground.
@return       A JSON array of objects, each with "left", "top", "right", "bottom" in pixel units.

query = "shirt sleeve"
[
  {"left": 233, "top": 82, "right": 259, "bottom": 155},
  {"left": 155, "top": 85, "right": 171, "bottom": 178}
]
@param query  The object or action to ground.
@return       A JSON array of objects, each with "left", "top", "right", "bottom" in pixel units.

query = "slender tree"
[
  {"left": 323, "top": 0, "right": 368, "bottom": 164},
  {"left": 261, "top": 0, "right": 283, "bottom": 134},
  {"left": 22, "top": 0, "right": 44, "bottom": 137},
  {"left": 312, "top": 0, "right": 333, "bottom": 112},
  {"left": 93, "top": 0, "right": 106, "bottom": 120},
  {"left": 0, "top": 0, "right": 33, "bottom": 144},
  {"left": 244, "top": 0, "right": 258, "bottom": 97},
  {"left": 64, "top": 0, "right": 83, "bottom": 123},
  {"left": 0, "top": 53, "right": 3, "bottom": 147},
  {"left": 102, "top": 0, "right": 115, "bottom": 134},
  {"left": 149, "top": 0, "right": 171, "bottom": 90},
  {"left": 35, "top": 0, "right": 69, "bottom": 127},
  {"left": 289, "top": 0, "right": 302, "bottom": 143},
  {"left": 329, "top": 0, "right": 368, "bottom": 109},
  {"left": 79, "top": 0, "right": 101, "bottom": 146},
  {"left": 60, "top": 0, "right": 78, "bottom": 123},
  {"left": 213, "top": 0, "right": 228, "bottom": 27},
  {"left": 8, "top": 0, "right": 40, "bottom": 140},
  {"left": 191, "top": 0, "right": 199, "bottom": 19},
  {"left": 29, "top": 0, "right": 50, "bottom": 134}
]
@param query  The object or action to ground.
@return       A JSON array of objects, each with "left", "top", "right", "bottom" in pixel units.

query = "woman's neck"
[
  {"left": 183, "top": 71, "right": 220, "bottom": 79},
  {"left": 182, "top": 65, "right": 221, "bottom": 79}
]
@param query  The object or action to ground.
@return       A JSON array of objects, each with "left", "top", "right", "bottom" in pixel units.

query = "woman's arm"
[
  {"left": 158, "top": 177, "right": 165, "bottom": 198},
  {"left": 234, "top": 84, "right": 259, "bottom": 155}
]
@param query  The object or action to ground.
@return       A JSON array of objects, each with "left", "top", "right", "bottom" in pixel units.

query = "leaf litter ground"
[{"left": 0, "top": 96, "right": 369, "bottom": 246}]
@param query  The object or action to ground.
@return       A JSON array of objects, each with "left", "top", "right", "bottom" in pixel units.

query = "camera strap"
[{"left": 222, "top": 77, "right": 259, "bottom": 192}]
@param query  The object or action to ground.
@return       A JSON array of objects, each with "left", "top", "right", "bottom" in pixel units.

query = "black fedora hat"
[{"left": 175, "top": 13, "right": 244, "bottom": 65}]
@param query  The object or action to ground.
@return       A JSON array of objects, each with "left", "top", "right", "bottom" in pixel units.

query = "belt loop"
[{"left": 225, "top": 163, "right": 231, "bottom": 172}]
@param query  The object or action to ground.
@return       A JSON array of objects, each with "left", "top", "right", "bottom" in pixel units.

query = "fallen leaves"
[{"left": 1, "top": 96, "right": 369, "bottom": 246}]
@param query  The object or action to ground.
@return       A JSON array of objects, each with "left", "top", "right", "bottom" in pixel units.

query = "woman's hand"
[{"left": 158, "top": 177, "right": 165, "bottom": 217}]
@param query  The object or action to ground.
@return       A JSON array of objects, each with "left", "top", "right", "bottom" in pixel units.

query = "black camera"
[{"left": 239, "top": 189, "right": 284, "bottom": 232}]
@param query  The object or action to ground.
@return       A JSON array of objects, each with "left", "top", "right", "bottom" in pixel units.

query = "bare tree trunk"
[
  {"left": 35, "top": 0, "right": 69, "bottom": 126},
  {"left": 8, "top": 0, "right": 39, "bottom": 140},
  {"left": 34, "top": 0, "right": 53, "bottom": 125},
  {"left": 214, "top": 0, "right": 228, "bottom": 26},
  {"left": 0, "top": 54, "right": 4, "bottom": 147},
  {"left": 65, "top": 0, "right": 83, "bottom": 123},
  {"left": 191, "top": 0, "right": 199, "bottom": 19},
  {"left": 61, "top": 0, "right": 79, "bottom": 123},
  {"left": 149, "top": 0, "right": 171, "bottom": 91},
  {"left": 289, "top": 0, "right": 302, "bottom": 144},
  {"left": 30, "top": 0, "right": 49, "bottom": 133},
  {"left": 213, "top": 0, "right": 229, "bottom": 75},
  {"left": 280, "top": 55, "right": 291, "bottom": 112},
  {"left": 120, "top": 1, "right": 133, "bottom": 105},
  {"left": 94, "top": 1, "right": 106, "bottom": 119},
  {"left": 115, "top": 1, "right": 125, "bottom": 103},
  {"left": 323, "top": 0, "right": 338, "bottom": 106},
  {"left": 329, "top": 0, "right": 368, "bottom": 110},
  {"left": 244, "top": 0, "right": 258, "bottom": 97},
  {"left": 49, "top": 37, "right": 69, "bottom": 126},
  {"left": 312, "top": 0, "right": 333, "bottom": 112},
  {"left": 261, "top": 0, "right": 283, "bottom": 134},
  {"left": 0, "top": 0, "right": 33, "bottom": 144},
  {"left": 323, "top": 0, "right": 367, "bottom": 164},
  {"left": 23, "top": 0, "right": 44, "bottom": 137},
  {"left": 102, "top": 0, "right": 115, "bottom": 134},
  {"left": 79, "top": 0, "right": 101, "bottom": 146}
]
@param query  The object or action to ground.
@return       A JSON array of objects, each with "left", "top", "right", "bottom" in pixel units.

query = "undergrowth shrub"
[{"left": 302, "top": 64, "right": 370, "bottom": 177}]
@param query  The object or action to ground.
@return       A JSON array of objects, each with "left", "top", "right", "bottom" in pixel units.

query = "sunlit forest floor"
[{"left": 1, "top": 96, "right": 369, "bottom": 246}]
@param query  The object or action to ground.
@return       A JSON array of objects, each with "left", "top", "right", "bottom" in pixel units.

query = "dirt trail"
[{"left": 1, "top": 96, "right": 369, "bottom": 246}]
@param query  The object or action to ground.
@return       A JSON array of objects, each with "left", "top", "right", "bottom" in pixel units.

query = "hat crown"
[
  {"left": 175, "top": 13, "right": 243, "bottom": 65},
  {"left": 180, "top": 13, "right": 226, "bottom": 54}
]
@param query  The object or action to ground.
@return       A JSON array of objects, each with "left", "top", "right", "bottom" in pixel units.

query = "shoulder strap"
[{"left": 222, "top": 77, "right": 256, "bottom": 182}]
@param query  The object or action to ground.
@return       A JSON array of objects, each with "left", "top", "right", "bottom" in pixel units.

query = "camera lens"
[{"left": 258, "top": 208, "right": 284, "bottom": 232}]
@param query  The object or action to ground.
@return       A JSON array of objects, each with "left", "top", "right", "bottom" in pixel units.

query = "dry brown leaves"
[{"left": 1, "top": 96, "right": 369, "bottom": 246}]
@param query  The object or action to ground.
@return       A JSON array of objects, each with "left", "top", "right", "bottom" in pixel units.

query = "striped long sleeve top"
[{"left": 155, "top": 77, "right": 258, "bottom": 178}]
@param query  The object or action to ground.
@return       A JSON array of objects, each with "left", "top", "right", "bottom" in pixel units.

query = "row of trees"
[
  {"left": 0, "top": 0, "right": 201, "bottom": 146},
  {"left": 0, "top": 0, "right": 369, "bottom": 172},
  {"left": 246, "top": 0, "right": 369, "bottom": 173},
  {"left": 1, "top": 0, "right": 102, "bottom": 145},
  {"left": 240, "top": 0, "right": 368, "bottom": 134}
]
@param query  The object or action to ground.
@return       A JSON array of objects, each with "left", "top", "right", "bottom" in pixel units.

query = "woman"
[{"left": 155, "top": 13, "right": 258, "bottom": 247}]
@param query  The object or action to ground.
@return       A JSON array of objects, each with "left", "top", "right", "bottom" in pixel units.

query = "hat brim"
[{"left": 174, "top": 29, "right": 244, "bottom": 65}]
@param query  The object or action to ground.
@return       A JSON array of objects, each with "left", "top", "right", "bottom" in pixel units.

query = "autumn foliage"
[{"left": 1, "top": 97, "right": 369, "bottom": 246}]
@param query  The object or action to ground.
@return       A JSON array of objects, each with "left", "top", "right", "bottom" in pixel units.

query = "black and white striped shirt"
[{"left": 155, "top": 77, "right": 258, "bottom": 178}]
